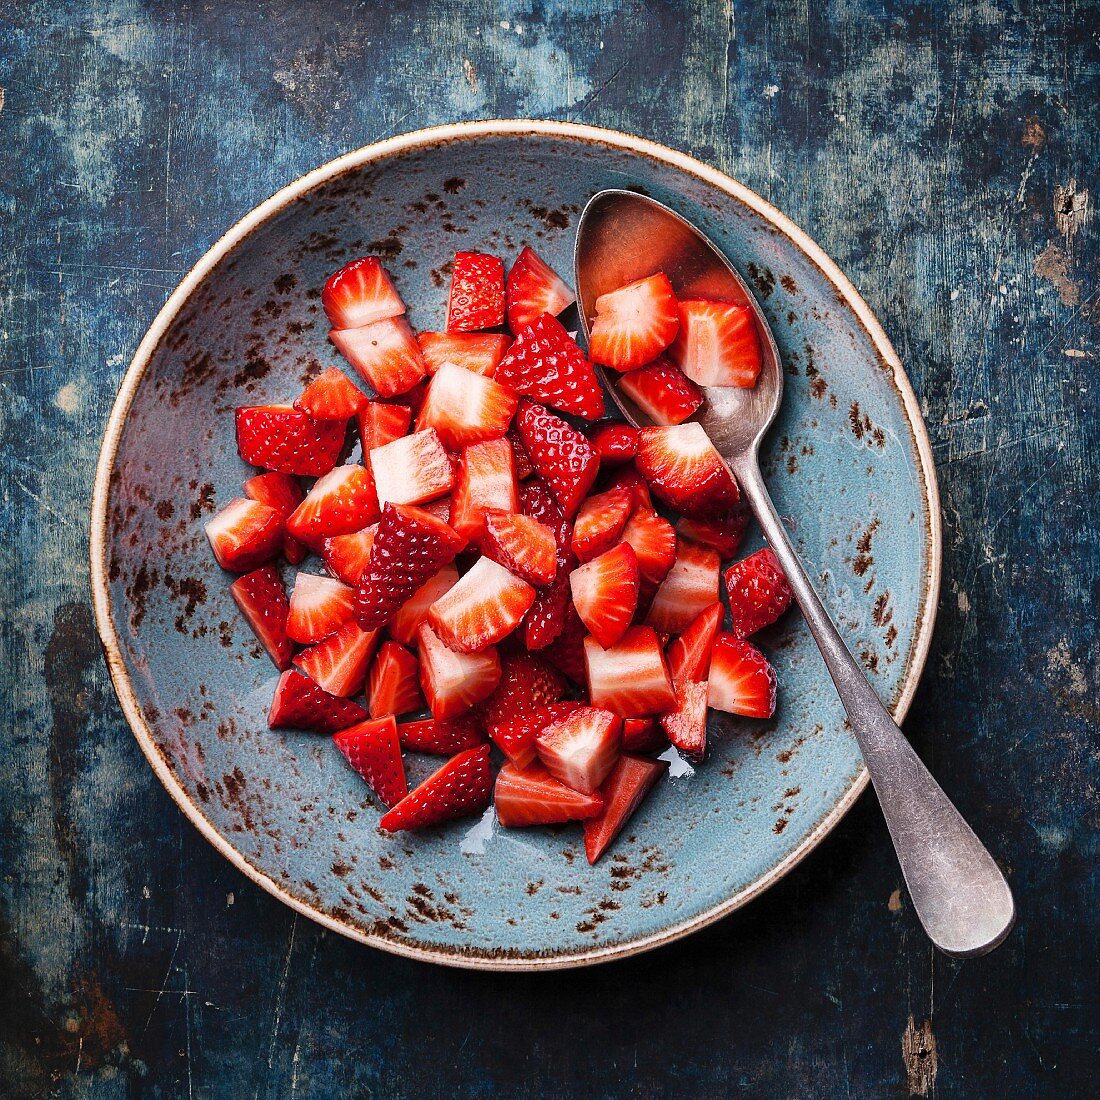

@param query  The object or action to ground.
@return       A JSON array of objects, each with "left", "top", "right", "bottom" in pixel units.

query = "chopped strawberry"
[
  {"left": 330, "top": 317, "right": 427, "bottom": 398},
  {"left": 294, "top": 621, "right": 380, "bottom": 697},
  {"left": 677, "top": 505, "right": 751, "bottom": 561},
  {"left": 488, "top": 702, "right": 580, "bottom": 768},
  {"left": 356, "top": 401, "right": 411, "bottom": 451},
  {"left": 535, "top": 706, "right": 622, "bottom": 794},
  {"left": 379, "top": 744, "right": 493, "bottom": 831},
  {"left": 236, "top": 405, "right": 345, "bottom": 476},
  {"left": 391, "top": 378, "right": 428, "bottom": 416},
  {"left": 355, "top": 503, "right": 464, "bottom": 630},
  {"left": 268, "top": 669, "right": 368, "bottom": 734},
  {"left": 479, "top": 652, "right": 568, "bottom": 726},
  {"left": 286, "top": 573, "right": 355, "bottom": 644},
  {"left": 449, "top": 437, "right": 519, "bottom": 543},
  {"left": 569, "top": 542, "right": 639, "bottom": 649},
  {"left": 660, "top": 680, "right": 709, "bottom": 759},
  {"left": 369, "top": 428, "right": 455, "bottom": 508},
  {"left": 708, "top": 634, "right": 776, "bottom": 718},
  {"left": 508, "top": 426, "right": 535, "bottom": 479},
  {"left": 416, "top": 624, "right": 501, "bottom": 718},
  {"left": 584, "top": 625, "right": 676, "bottom": 717},
  {"left": 447, "top": 251, "right": 505, "bottom": 332},
  {"left": 540, "top": 606, "right": 588, "bottom": 684},
  {"left": 244, "top": 471, "right": 308, "bottom": 565},
  {"left": 368, "top": 640, "right": 424, "bottom": 718},
  {"left": 294, "top": 367, "right": 367, "bottom": 420},
  {"left": 635, "top": 422, "right": 740, "bottom": 517},
  {"left": 321, "top": 525, "right": 377, "bottom": 586},
  {"left": 571, "top": 486, "right": 633, "bottom": 562},
  {"left": 481, "top": 511, "right": 556, "bottom": 586},
  {"left": 589, "top": 272, "right": 680, "bottom": 372},
  {"left": 390, "top": 563, "right": 460, "bottom": 646},
  {"left": 621, "top": 716, "right": 667, "bottom": 753},
  {"left": 645, "top": 541, "right": 720, "bottom": 634},
  {"left": 205, "top": 498, "right": 284, "bottom": 573},
  {"left": 515, "top": 399, "right": 600, "bottom": 518},
  {"left": 333, "top": 715, "right": 407, "bottom": 808},
  {"left": 416, "top": 362, "right": 518, "bottom": 451},
  {"left": 419, "top": 497, "right": 454, "bottom": 524},
  {"left": 398, "top": 714, "right": 486, "bottom": 755},
  {"left": 518, "top": 478, "right": 576, "bottom": 649},
  {"left": 427, "top": 557, "right": 535, "bottom": 653},
  {"left": 724, "top": 547, "right": 793, "bottom": 638},
  {"left": 666, "top": 602, "right": 723, "bottom": 684},
  {"left": 588, "top": 421, "right": 639, "bottom": 465},
  {"left": 230, "top": 565, "right": 294, "bottom": 670},
  {"left": 417, "top": 331, "right": 511, "bottom": 376},
  {"left": 603, "top": 465, "right": 652, "bottom": 512},
  {"left": 619, "top": 508, "right": 677, "bottom": 587},
  {"left": 286, "top": 464, "right": 379, "bottom": 544},
  {"left": 322, "top": 256, "right": 405, "bottom": 330},
  {"left": 494, "top": 314, "right": 605, "bottom": 420},
  {"left": 494, "top": 762, "right": 604, "bottom": 827},
  {"left": 668, "top": 299, "right": 762, "bottom": 388},
  {"left": 618, "top": 357, "right": 703, "bottom": 425},
  {"left": 583, "top": 754, "right": 668, "bottom": 863},
  {"left": 505, "top": 245, "right": 576, "bottom": 333}
]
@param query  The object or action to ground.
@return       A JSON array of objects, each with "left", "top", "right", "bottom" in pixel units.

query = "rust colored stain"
[{"left": 853, "top": 518, "right": 881, "bottom": 577}]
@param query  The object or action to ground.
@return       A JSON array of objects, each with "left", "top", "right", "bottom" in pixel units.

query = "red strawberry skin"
[
  {"left": 398, "top": 714, "right": 487, "bottom": 755},
  {"left": 505, "top": 245, "right": 575, "bottom": 333},
  {"left": 724, "top": 547, "right": 793, "bottom": 638},
  {"left": 379, "top": 744, "right": 493, "bottom": 831},
  {"left": 583, "top": 753, "right": 668, "bottom": 864},
  {"left": 205, "top": 498, "right": 284, "bottom": 573},
  {"left": 479, "top": 652, "right": 567, "bottom": 726},
  {"left": 322, "top": 256, "right": 405, "bottom": 330},
  {"left": 619, "top": 508, "right": 677, "bottom": 587},
  {"left": 488, "top": 702, "right": 581, "bottom": 768},
  {"left": 294, "top": 367, "right": 367, "bottom": 420},
  {"left": 519, "top": 479, "right": 576, "bottom": 650},
  {"left": 708, "top": 634, "right": 777, "bottom": 718},
  {"left": 515, "top": 399, "right": 600, "bottom": 518},
  {"left": 230, "top": 565, "right": 294, "bottom": 670},
  {"left": 619, "top": 357, "right": 703, "bottom": 426},
  {"left": 447, "top": 252, "right": 505, "bottom": 332},
  {"left": 678, "top": 506, "right": 751, "bottom": 562},
  {"left": 588, "top": 421, "right": 639, "bottom": 465},
  {"left": 236, "top": 405, "right": 346, "bottom": 477},
  {"left": 268, "top": 669, "right": 368, "bottom": 734},
  {"left": 569, "top": 542, "right": 639, "bottom": 650},
  {"left": 333, "top": 715, "right": 408, "bottom": 807}
]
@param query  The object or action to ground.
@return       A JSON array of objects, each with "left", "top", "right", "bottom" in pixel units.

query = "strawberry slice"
[
  {"left": 588, "top": 272, "right": 680, "bottom": 372},
  {"left": 708, "top": 634, "right": 776, "bottom": 718},
  {"left": 569, "top": 542, "right": 639, "bottom": 649},
  {"left": 488, "top": 702, "right": 580, "bottom": 768},
  {"left": 294, "top": 621, "right": 380, "bottom": 697},
  {"left": 355, "top": 503, "right": 464, "bottom": 630},
  {"left": 390, "top": 563, "right": 460, "bottom": 646},
  {"left": 677, "top": 505, "right": 751, "bottom": 561},
  {"left": 286, "top": 464, "right": 379, "bottom": 544},
  {"left": 494, "top": 762, "right": 604, "bottom": 827},
  {"left": 645, "top": 541, "right": 720, "bottom": 634},
  {"left": 540, "top": 606, "right": 588, "bottom": 684},
  {"left": 481, "top": 511, "right": 557, "bottom": 586},
  {"left": 205, "top": 498, "right": 284, "bottom": 572},
  {"left": 268, "top": 669, "right": 368, "bottom": 734},
  {"left": 666, "top": 602, "right": 724, "bottom": 684},
  {"left": 583, "top": 754, "right": 668, "bottom": 864},
  {"left": 356, "top": 400, "right": 411, "bottom": 451},
  {"left": 398, "top": 714, "right": 486, "bottom": 755},
  {"left": 229, "top": 565, "right": 294, "bottom": 670},
  {"left": 447, "top": 251, "right": 505, "bottom": 332},
  {"left": 571, "top": 486, "right": 633, "bottom": 562},
  {"left": 494, "top": 314, "right": 605, "bottom": 420},
  {"left": 584, "top": 625, "right": 676, "bottom": 717},
  {"left": 505, "top": 245, "right": 576, "bottom": 333},
  {"left": 603, "top": 465, "right": 652, "bottom": 512},
  {"left": 668, "top": 299, "right": 762, "bottom": 388},
  {"left": 618, "top": 357, "right": 703, "bottom": 425},
  {"left": 416, "top": 362, "right": 518, "bottom": 451},
  {"left": 660, "top": 680, "right": 710, "bottom": 760},
  {"left": 479, "top": 652, "right": 568, "bottom": 726},
  {"left": 379, "top": 743, "right": 493, "bottom": 831},
  {"left": 236, "top": 405, "right": 345, "bottom": 476},
  {"left": 535, "top": 706, "right": 623, "bottom": 794},
  {"left": 286, "top": 573, "right": 355, "bottom": 644},
  {"left": 621, "top": 716, "right": 667, "bottom": 753},
  {"left": 724, "top": 547, "right": 793, "bottom": 638},
  {"left": 417, "top": 331, "right": 511, "bottom": 377},
  {"left": 333, "top": 715, "right": 407, "bottom": 808},
  {"left": 515, "top": 399, "right": 600, "bottom": 518},
  {"left": 635, "top": 422, "right": 740, "bottom": 517},
  {"left": 449, "top": 437, "right": 519, "bottom": 543},
  {"left": 369, "top": 428, "right": 455, "bottom": 508},
  {"left": 368, "top": 640, "right": 424, "bottom": 718},
  {"left": 427, "top": 557, "right": 536, "bottom": 653},
  {"left": 619, "top": 508, "right": 677, "bottom": 587},
  {"left": 322, "top": 525, "right": 377, "bottom": 586},
  {"left": 322, "top": 256, "right": 405, "bottom": 330},
  {"left": 416, "top": 624, "right": 501, "bottom": 718},
  {"left": 244, "top": 472, "right": 307, "bottom": 565},
  {"left": 588, "top": 421, "right": 639, "bottom": 465},
  {"left": 294, "top": 367, "right": 367, "bottom": 420},
  {"left": 330, "top": 317, "right": 427, "bottom": 398}
]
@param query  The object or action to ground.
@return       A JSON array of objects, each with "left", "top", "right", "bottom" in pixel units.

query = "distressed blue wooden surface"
[{"left": 1, "top": 1, "right": 1097, "bottom": 1096}]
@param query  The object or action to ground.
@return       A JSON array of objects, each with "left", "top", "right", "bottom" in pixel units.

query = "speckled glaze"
[{"left": 91, "top": 121, "right": 940, "bottom": 970}]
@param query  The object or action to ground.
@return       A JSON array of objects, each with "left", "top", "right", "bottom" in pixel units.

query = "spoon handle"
[{"left": 730, "top": 455, "right": 1015, "bottom": 957}]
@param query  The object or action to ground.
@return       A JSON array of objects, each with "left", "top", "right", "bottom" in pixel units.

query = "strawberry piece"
[
  {"left": 417, "top": 331, "right": 511, "bottom": 377},
  {"left": 322, "top": 256, "right": 405, "bottom": 330},
  {"left": 508, "top": 427, "right": 535, "bottom": 480},
  {"left": 540, "top": 606, "right": 588, "bottom": 684},
  {"left": 356, "top": 400, "right": 411, "bottom": 451},
  {"left": 244, "top": 472, "right": 307, "bottom": 565},
  {"left": 448, "top": 437, "right": 519, "bottom": 543},
  {"left": 584, "top": 626, "right": 676, "bottom": 717},
  {"left": 724, "top": 547, "right": 794, "bottom": 638},
  {"left": 619, "top": 508, "right": 677, "bottom": 587},
  {"left": 397, "top": 714, "right": 486, "bottom": 755},
  {"left": 294, "top": 621, "right": 380, "bottom": 697},
  {"left": 333, "top": 715, "right": 407, "bottom": 807},
  {"left": 708, "top": 634, "right": 777, "bottom": 718},
  {"left": 583, "top": 754, "right": 668, "bottom": 864},
  {"left": 379, "top": 744, "right": 493, "bottom": 831},
  {"left": 677, "top": 505, "right": 751, "bottom": 561},
  {"left": 390, "top": 563, "right": 460, "bottom": 646},
  {"left": 660, "top": 680, "right": 710, "bottom": 760},
  {"left": 588, "top": 421, "right": 639, "bottom": 465},
  {"left": 294, "top": 367, "right": 367, "bottom": 420},
  {"left": 479, "top": 652, "right": 568, "bottom": 726},
  {"left": 571, "top": 486, "right": 633, "bottom": 562},
  {"left": 488, "top": 702, "right": 580, "bottom": 768},
  {"left": 603, "top": 465, "right": 652, "bottom": 512},
  {"left": 569, "top": 543, "right": 639, "bottom": 649},
  {"left": 494, "top": 762, "right": 604, "bottom": 827},
  {"left": 515, "top": 399, "right": 600, "bottom": 518},
  {"left": 618, "top": 357, "right": 703, "bottom": 425},
  {"left": 368, "top": 640, "right": 424, "bottom": 718},
  {"left": 355, "top": 503, "right": 464, "bottom": 630},
  {"left": 668, "top": 299, "right": 762, "bottom": 388},
  {"left": 235, "top": 405, "right": 345, "bottom": 477},
  {"left": 481, "top": 511, "right": 557, "bottom": 586},
  {"left": 494, "top": 314, "right": 605, "bottom": 420},
  {"left": 505, "top": 245, "right": 576, "bottom": 333},
  {"left": 419, "top": 497, "right": 454, "bottom": 524},
  {"left": 621, "top": 716, "right": 667, "bottom": 753},
  {"left": 392, "top": 378, "right": 428, "bottom": 416},
  {"left": 369, "top": 428, "right": 455, "bottom": 508},
  {"left": 519, "top": 479, "right": 576, "bottom": 649},
  {"left": 635, "top": 422, "right": 740, "bottom": 517},
  {"left": 322, "top": 525, "right": 377, "bottom": 586},
  {"left": 416, "top": 624, "right": 501, "bottom": 718},
  {"left": 427, "top": 557, "right": 536, "bottom": 653},
  {"left": 286, "top": 464, "right": 379, "bottom": 544},
  {"left": 268, "top": 669, "right": 368, "bottom": 734},
  {"left": 589, "top": 272, "right": 680, "bottom": 372},
  {"left": 416, "top": 362, "right": 518, "bottom": 451},
  {"left": 286, "top": 573, "right": 355, "bottom": 644},
  {"left": 666, "top": 602, "right": 724, "bottom": 684},
  {"left": 447, "top": 251, "right": 505, "bottom": 332},
  {"left": 205, "top": 498, "right": 284, "bottom": 572},
  {"left": 535, "top": 706, "right": 622, "bottom": 794},
  {"left": 646, "top": 541, "right": 720, "bottom": 634},
  {"left": 330, "top": 317, "right": 427, "bottom": 398},
  {"left": 229, "top": 565, "right": 294, "bottom": 670}
]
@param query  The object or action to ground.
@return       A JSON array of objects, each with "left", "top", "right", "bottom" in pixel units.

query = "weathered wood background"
[{"left": 1, "top": 1, "right": 1097, "bottom": 1096}]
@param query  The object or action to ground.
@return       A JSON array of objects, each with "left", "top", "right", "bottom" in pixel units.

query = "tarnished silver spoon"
[{"left": 574, "top": 189, "right": 1014, "bottom": 957}]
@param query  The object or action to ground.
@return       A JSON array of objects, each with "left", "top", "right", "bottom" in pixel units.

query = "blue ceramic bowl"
[{"left": 91, "top": 121, "right": 940, "bottom": 969}]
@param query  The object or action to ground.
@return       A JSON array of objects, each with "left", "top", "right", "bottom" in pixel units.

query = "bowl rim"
[{"left": 90, "top": 119, "right": 942, "bottom": 971}]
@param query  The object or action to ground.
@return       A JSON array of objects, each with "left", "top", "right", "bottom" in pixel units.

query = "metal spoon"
[{"left": 574, "top": 189, "right": 1015, "bottom": 957}]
